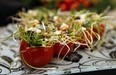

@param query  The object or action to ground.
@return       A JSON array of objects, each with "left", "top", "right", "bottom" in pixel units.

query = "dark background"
[
  {"left": 71, "top": 69, "right": 116, "bottom": 75},
  {"left": 0, "top": 0, "right": 43, "bottom": 25}
]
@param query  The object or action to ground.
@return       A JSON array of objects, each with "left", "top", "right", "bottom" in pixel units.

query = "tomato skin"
[
  {"left": 58, "top": 0, "right": 92, "bottom": 11},
  {"left": 98, "top": 24, "right": 105, "bottom": 36},
  {"left": 71, "top": 1, "right": 80, "bottom": 10},
  {"left": 54, "top": 42, "right": 74, "bottom": 57},
  {"left": 76, "top": 29, "right": 95, "bottom": 49},
  {"left": 77, "top": 40, "right": 88, "bottom": 49},
  {"left": 58, "top": 0, "right": 79, "bottom": 11},
  {"left": 78, "top": 24, "right": 105, "bottom": 49},
  {"left": 58, "top": 2, "right": 69, "bottom": 11},
  {"left": 77, "top": 0, "right": 84, "bottom": 3},
  {"left": 82, "top": 0, "right": 91, "bottom": 8},
  {"left": 20, "top": 40, "right": 54, "bottom": 68},
  {"left": 64, "top": 0, "right": 73, "bottom": 4},
  {"left": 93, "top": 24, "right": 105, "bottom": 37}
]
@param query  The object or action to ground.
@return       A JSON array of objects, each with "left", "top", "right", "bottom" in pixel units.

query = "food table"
[{"left": 0, "top": 10, "right": 116, "bottom": 75}]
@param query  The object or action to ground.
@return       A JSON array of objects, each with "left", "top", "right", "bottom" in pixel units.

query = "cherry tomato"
[
  {"left": 76, "top": 29, "right": 95, "bottom": 48},
  {"left": 86, "top": 29, "right": 95, "bottom": 40},
  {"left": 77, "top": 0, "right": 84, "bottom": 3},
  {"left": 20, "top": 40, "right": 54, "bottom": 68},
  {"left": 71, "top": 1, "right": 80, "bottom": 10},
  {"left": 77, "top": 39, "right": 88, "bottom": 48},
  {"left": 59, "top": 2, "right": 69, "bottom": 11},
  {"left": 78, "top": 24, "right": 105, "bottom": 49},
  {"left": 98, "top": 24, "right": 105, "bottom": 36},
  {"left": 64, "top": 0, "right": 73, "bottom": 4},
  {"left": 54, "top": 42, "right": 74, "bottom": 57},
  {"left": 82, "top": 0, "right": 91, "bottom": 8},
  {"left": 93, "top": 24, "right": 105, "bottom": 37}
]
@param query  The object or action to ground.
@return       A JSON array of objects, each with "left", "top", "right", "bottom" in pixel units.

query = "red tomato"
[
  {"left": 20, "top": 40, "right": 54, "bottom": 68},
  {"left": 76, "top": 29, "right": 95, "bottom": 48},
  {"left": 71, "top": 1, "right": 80, "bottom": 10},
  {"left": 59, "top": 2, "right": 69, "bottom": 11},
  {"left": 77, "top": 0, "right": 84, "bottom": 3},
  {"left": 64, "top": 0, "right": 73, "bottom": 4},
  {"left": 77, "top": 39, "right": 88, "bottom": 48},
  {"left": 86, "top": 29, "right": 95, "bottom": 40},
  {"left": 93, "top": 24, "right": 105, "bottom": 37},
  {"left": 54, "top": 42, "right": 74, "bottom": 57},
  {"left": 82, "top": 0, "right": 91, "bottom": 8},
  {"left": 98, "top": 24, "right": 105, "bottom": 36},
  {"left": 78, "top": 24, "right": 105, "bottom": 49}
]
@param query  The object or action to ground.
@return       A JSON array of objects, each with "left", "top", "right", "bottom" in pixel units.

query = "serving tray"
[{"left": 0, "top": 24, "right": 116, "bottom": 75}]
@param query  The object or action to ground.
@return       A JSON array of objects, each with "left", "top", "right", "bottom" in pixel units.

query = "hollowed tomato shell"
[{"left": 20, "top": 40, "right": 54, "bottom": 68}]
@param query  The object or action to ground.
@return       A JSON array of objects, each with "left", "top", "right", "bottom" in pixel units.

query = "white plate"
[{"left": 0, "top": 24, "right": 116, "bottom": 75}]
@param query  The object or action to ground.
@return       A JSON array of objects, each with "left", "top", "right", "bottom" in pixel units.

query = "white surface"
[{"left": 0, "top": 10, "right": 116, "bottom": 74}]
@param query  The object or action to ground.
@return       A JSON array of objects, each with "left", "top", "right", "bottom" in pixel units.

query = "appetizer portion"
[{"left": 13, "top": 8, "right": 106, "bottom": 68}]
